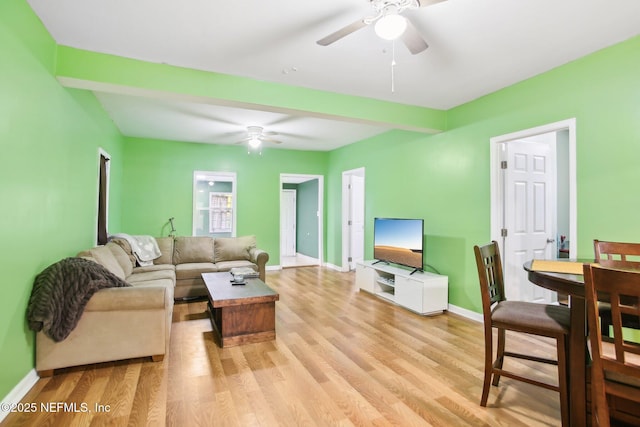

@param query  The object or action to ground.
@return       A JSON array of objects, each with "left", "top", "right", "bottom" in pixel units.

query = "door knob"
[{"left": 547, "top": 238, "right": 555, "bottom": 243}]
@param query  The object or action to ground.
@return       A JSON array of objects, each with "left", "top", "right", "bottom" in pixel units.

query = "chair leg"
[
  {"left": 590, "top": 355, "right": 611, "bottom": 427},
  {"left": 556, "top": 335, "right": 570, "bottom": 427},
  {"left": 480, "top": 326, "right": 494, "bottom": 406},
  {"left": 492, "top": 328, "right": 506, "bottom": 386}
]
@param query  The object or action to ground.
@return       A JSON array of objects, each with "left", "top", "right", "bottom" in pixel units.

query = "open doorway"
[
  {"left": 490, "top": 119, "right": 576, "bottom": 303},
  {"left": 279, "top": 174, "right": 324, "bottom": 268}
]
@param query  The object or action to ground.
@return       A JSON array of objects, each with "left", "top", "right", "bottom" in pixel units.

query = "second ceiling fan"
[
  {"left": 317, "top": 0, "right": 444, "bottom": 54},
  {"left": 235, "top": 126, "right": 282, "bottom": 149}
]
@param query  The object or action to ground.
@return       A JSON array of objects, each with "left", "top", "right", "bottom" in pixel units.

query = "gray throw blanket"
[
  {"left": 110, "top": 233, "right": 161, "bottom": 267},
  {"left": 27, "top": 257, "right": 131, "bottom": 342}
]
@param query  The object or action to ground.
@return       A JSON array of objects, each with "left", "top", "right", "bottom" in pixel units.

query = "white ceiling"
[
  {"left": 95, "top": 93, "right": 390, "bottom": 151},
  {"left": 27, "top": 0, "right": 640, "bottom": 150}
]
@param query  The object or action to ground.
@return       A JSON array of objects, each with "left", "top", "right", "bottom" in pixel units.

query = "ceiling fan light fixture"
[
  {"left": 374, "top": 14, "right": 407, "bottom": 41},
  {"left": 248, "top": 136, "right": 261, "bottom": 149}
]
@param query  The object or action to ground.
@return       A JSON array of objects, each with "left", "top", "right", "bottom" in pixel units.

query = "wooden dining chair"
[
  {"left": 473, "top": 241, "right": 570, "bottom": 426},
  {"left": 583, "top": 263, "right": 640, "bottom": 426},
  {"left": 594, "top": 240, "right": 640, "bottom": 337}
]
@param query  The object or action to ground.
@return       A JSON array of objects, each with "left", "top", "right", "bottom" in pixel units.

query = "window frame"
[{"left": 192, "top": 171, "right": 237, "bottom": 237}]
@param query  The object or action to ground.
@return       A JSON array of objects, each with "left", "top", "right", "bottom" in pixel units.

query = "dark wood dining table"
[{"left": 523, "top": 260, "right": 587, "bottom": 427}]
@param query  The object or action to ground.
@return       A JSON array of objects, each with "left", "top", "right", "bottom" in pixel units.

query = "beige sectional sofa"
[
  {"left": 35, "top": 241, "right": 175, "bottom": 376},
  {"left": 35, "top": 235, "right": 268, "bottom": 376},
  {"left": 154, "top": 235, "right": 269, "bottom": 299}
]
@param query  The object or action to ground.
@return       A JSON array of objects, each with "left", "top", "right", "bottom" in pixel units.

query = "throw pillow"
[
  {"left": 154, "top": 237, "right": 174, "bottom": 265},
  {"left": 214, "top": 235, "right": 256, "bottom": 262},
  {"left": 173, "top": 236, "right": 214, "bottom": 264},
  {"left": 110, "top": 238, "right": 137, "bottom": 268}
]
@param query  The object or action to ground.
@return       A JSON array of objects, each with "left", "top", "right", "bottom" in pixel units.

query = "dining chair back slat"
[
  {"left": 584, "top": 264, "right": 640, "bottom": 426},
  {"left": 594, "top": 240, "right": 640, "bottom": 270},
  {"left": 593, "top": 240, "right": 640, "bottom": 337}
]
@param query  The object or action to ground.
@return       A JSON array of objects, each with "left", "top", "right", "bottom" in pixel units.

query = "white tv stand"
[{"left": 355, "top": 260, "right": 448, "bottom": 315}]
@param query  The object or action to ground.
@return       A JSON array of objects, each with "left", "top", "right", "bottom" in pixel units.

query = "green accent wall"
[
  {"left": 3, "top": 0, "right": 640, "bottom": 405},
  {"left": 120, "top": 137, "right": 328, "bottom": 261},
  {"left": 327, "top": 34, "right": 640, "bottom": 313},
  {"left": 0, "top": 0, "right": 124, "bottom": 401},
  {"left": 327, "top": 129, "right": 473, "bottom": 305}
]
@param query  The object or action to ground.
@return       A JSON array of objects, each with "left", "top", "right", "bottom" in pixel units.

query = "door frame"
[
  {"left": 96, "top": 148, "right": 111, "bottom": 245},
  {"left": 279, "top": 173, "right": 324, "bottom": 268},
  {"left": 490, "top": 118, "right": 577, "bottom": 257},
  {"left": 342, "top": 167, "right": 366, "bottom": 272}
]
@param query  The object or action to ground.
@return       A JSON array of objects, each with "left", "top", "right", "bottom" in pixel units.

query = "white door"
[
  {"left": 280, "top": 190, "right": 296, "bottom": 257},
  {"left": 503, "top": 135, "right": 557, "bottom": 303},
  {"left": 342, "top": 168, "right": 365, "bottom": 271},
  {"left": 349, "top": 175, "right": 365, "bottom": 269}
]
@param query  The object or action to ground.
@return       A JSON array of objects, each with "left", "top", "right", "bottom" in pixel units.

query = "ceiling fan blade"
[
  {"left": 317, "top": 19, "right": 368, "bottom": 46},
  {"left": 261, "top": 138, "right": 283, "bottom": 144},
  {"left": 416, "top": 0, "right": 446, "bottom": 7},
  {"left": 263, "top": 131, "right": 279, "bottom": 136},
  {"left": 402, "top": 20, "right": 428, "bottom": 55}
]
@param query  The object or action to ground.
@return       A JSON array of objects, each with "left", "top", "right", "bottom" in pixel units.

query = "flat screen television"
[{"left": 373, "top": 217, "right": 424, "bottom": 273}]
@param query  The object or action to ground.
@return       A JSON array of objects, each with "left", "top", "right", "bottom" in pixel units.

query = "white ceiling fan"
[
  {"left": 234, "top": 126, "right": 283, "bottom": 149},
  {"left": 317, "top": 0, "right": 444, "bottom": 54}
]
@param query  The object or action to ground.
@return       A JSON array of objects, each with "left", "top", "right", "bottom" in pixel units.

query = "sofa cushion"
[
  {"left": 133, "top": 264, "right": 175, "bottom": 274},
  {"left": 215, "top": 260, "right": 258, "bottom": 272},
  {"left": 175, "top": 263, "right": 218, "bottom": 280},
  {"left": 173, "top": 237, "right": 214, "bottom": 264},
  {"left": 155, "top": 237, "right": 174, "bottom": 265},
  {"left": 109, "top": 238, "right": 137, "bottom": 269},
  {"left": 127, "top": 269, "right": 176, "bottom": 284},
  {"left": 77, "top": 246, "right": 125, "bottom": 280},
  {"left": 214, "top": 235, "right": 256, "bottom": 263},
  {"left": 84, "top": 285, "right": 170, "bottom": 311},
  {"left": 129, "top": 279, "right": 175, "bottom": 297},
  {"left": 106, "top": 242, "right": 134, "bottom": 277}
]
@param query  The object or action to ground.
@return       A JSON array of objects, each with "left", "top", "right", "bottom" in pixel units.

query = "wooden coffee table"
[{"left": 202, "top": 272, "right": 279, "bottom": 347}]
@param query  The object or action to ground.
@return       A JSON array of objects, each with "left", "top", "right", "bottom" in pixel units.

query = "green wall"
[
  {"left": 3, "top": 0, "right": 640, "bottom": 405},
  {"left": 327, "top": 129, "right": 473, "bottom": 307},
  {"left": 327, "top": 34, "right": 640, "bottom": 313},
  {"left": 120, "top": 137, "right": 328, "bottom": 260},
  {"left": 0, "top": 0, "right": 124, "bottom": 400}
]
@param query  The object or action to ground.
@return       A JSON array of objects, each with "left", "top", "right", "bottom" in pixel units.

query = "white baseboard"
[
  {"left": 447, "top": 304, "right": 483, "bottom": 323},
  {"left": 266, "top": 265, "right": 282, "bottom": 271},
  {"left": 0, "top": 369, "right": 39, "bottom": 423},
  {"left": 324, "top": 262, "right": 344, "bottom": 272}
]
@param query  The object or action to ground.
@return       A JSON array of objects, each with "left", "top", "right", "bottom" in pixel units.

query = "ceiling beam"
[{"left": 55, "top": 46, "right": 446, "bottom": 135}]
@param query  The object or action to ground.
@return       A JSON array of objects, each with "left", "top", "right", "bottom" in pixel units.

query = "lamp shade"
[{"left": 374, "top": 14, "right": 408, "bottom": 40}]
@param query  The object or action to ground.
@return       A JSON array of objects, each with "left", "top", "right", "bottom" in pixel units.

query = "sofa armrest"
[
  {"left": 84, "top": 286, "right": 169, "bottom": 312},
  {"left": 249, "top": 248, "right": 269, "bottom": 265},
  {"left": 249, "top": 248, "right": 269, "bottom": 282}
]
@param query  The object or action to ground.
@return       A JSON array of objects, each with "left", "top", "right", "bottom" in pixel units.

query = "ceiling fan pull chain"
[{"left": 391, "top": 40, "right": 397, "bottom": 93}]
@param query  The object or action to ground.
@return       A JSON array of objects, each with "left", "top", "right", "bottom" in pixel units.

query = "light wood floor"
[
  {"left": 2, "top": 267, "right": 563, "bottom": 426},
  {"left": 281, "top": 253, "right": 320, "bottom": 268}
]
